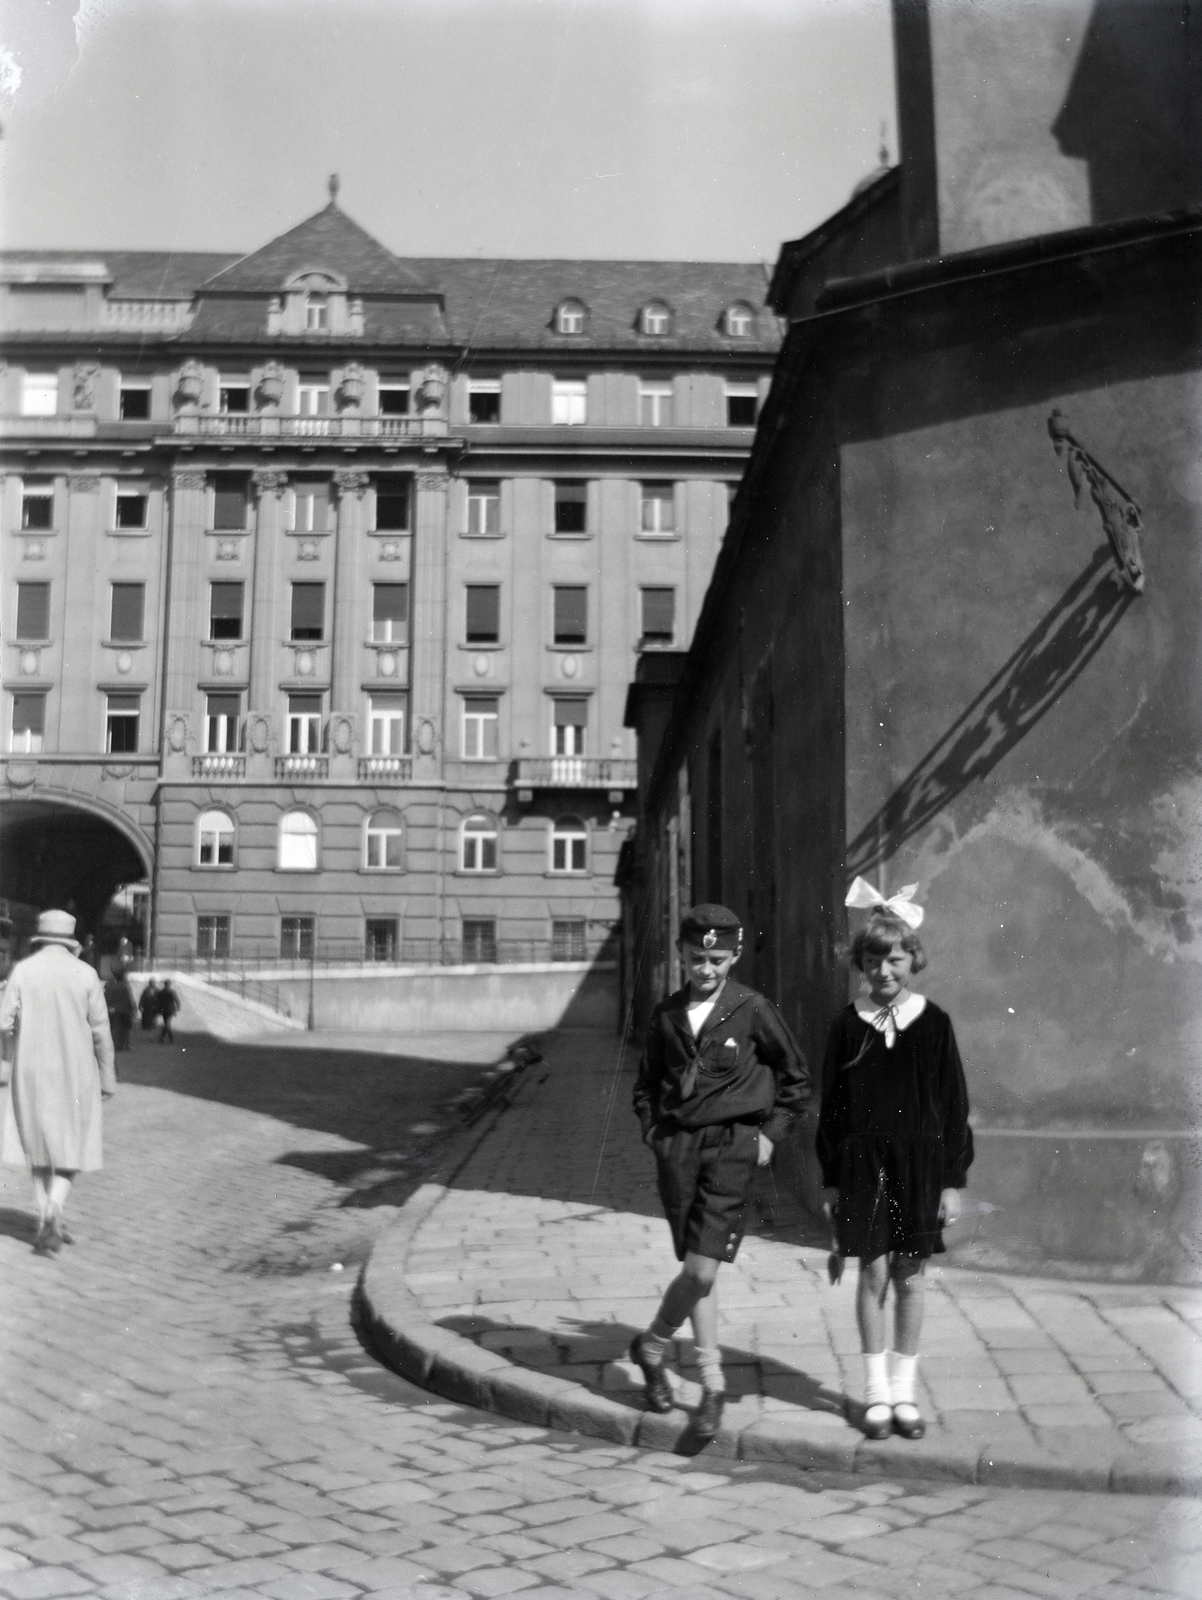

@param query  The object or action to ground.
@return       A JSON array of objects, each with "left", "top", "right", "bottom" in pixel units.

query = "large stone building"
[{"left": 0, "top": 191, "right": 778, "bottom": 966}]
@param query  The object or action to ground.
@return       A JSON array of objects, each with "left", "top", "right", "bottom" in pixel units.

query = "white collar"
[{"left": 854, "top": 991, "right": 926, "bottom": 1047}]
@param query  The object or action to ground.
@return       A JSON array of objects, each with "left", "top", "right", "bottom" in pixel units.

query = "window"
[
  {"left": 724, "top": 303, "right": 755, "bottom": 337},
  {"left": 21, "top": 485, "right": 53, "bottom": 530},
  {"left": 468, "top": 380, "right": 501, "bottom": 424},
  {"left": 372, "top": 582, "right": 409, "bottom": 644},
  {"left": 640, "top": 303, "right": 671, "bottom": 336},
  {"left": 106, "top": 693, "right": 139, "bottom": 754},
  {"left": 290, "top": 583, "right": 325, "bottom": 641},
  {"left": 640, "top": 483, "right": 676, "bottom": 535},
  {"left": 197, "top": 810, "right": 235, "bottom": 866},
  {"left": 553, "top": 585, "right": 587, "bottom": 645},
  {"left": 365, "top": 917, "right": 398, "bottom": 961},
  {"left": 119, "top": 383, "right": 151, "bottom": 421},
  {"left": 551, "top": 379, "right": 587, "bottom": 425},
  {"left": 378, "top": 381, "right": 410, "bottom": 416},
  {"left": 291, "top": 481, "right": 329, "bottom": 533},
  {"left": 115, "top": 492, "right": 148, "bottom": 530},
  {"left": 297, "top": 378, "right": 330, "bottom": 416},
  {"left": 639, "top": 383, "right": 674, "bottom": 427},
  {"left": 726, "top": 383, "right": 759, "bottom": 427},
  {"left": 462, "top": 918, "right": 497, "bottom": 963},
  {"left": 553, "top": 697, "right": 587, "bottom": 756},
  {"left": 197, "top": 914, "right": 231, "bottom": 958},
  {"left": 280, "top": 914, "right": 315, "bottom": 958},
  {"left": 461, "top": 815, "right": 498, "bottom": 873},
  {"left": 374, "top": 476, "right": 410, "bottom": 531},
  {"left": 21, "top": 373, "right": 58, "bottom": 416},
  {"left": 205, "top": 693, "right": 240, "bottom": 754},
  {"left": 305, "top": 294, "right": 329, "bottom": 331},
  {"left": 209, "top": 582, "right": 244, "bottom": 641},
  {"left": 219, "top": 379, "right": 250, "bottom": 414},
  {"left": 461, "top": 697, "right": 499, "bottom": 760},
  {"left": 553, "top": 481, "right": 587, "bottom": 535},
  {"left": 212, "top": 474, "right": 248, "bottom": 530},
  {"left": 368, "top": 694, "right": 407, "bottom": 755},
  {"left": 552, "top": 918, "right": 587, "bottom": 960},
  {"left": 10, "top": 693, "right": 45, "bottom": 753},
  {"left": 287, "top": 695, "right": 322, "bottom": 755},
  {"left": 555, "top": 300, "right": 586, "bottom": 335},
  {"left": 640, "top": 586, "right": 676, "bottom": 645},
  {"left": 550, "top": 816, "right": 588, "bottom": 874},
  {"left": 466, "top": 481, "right": 500, "bottom": 536},
  {"left": 16, "top": 583, "right": 50, "bottom": 641},
  {"left": 278, "top": 811, "right": 318, "bottom": 871},
  {"left": 365, "top": 811, "right": 404, "bottom": 870},
  {"left": 465, "top": 584, "right": 500, "bottom": 645},
  {"left": 110, "top": 583, "right": 145, "bottom": 643}
]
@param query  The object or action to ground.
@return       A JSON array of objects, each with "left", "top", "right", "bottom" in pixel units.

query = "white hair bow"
[{"left": 844, "top": 876, "right": 924, "bottom": 929}]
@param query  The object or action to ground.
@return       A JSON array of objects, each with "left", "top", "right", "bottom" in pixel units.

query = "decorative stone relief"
[
  {"left": 166, "top": 714, "right": 189, "bottom": 753},
  {"left": 377, "top": 653, "right": 399, "bottom": 678},
  {"left": 297, "top": 540, "right": 319, "bottom": 561},
  {"left": 22, "top": 541, "right": 46, "bottom": 561},
  {"left": 173, "top": 470, "right": 208, "bottom": 493},
  {"left": 416, "top": 719, "right": 436, "bottom": 755},
  {"left": 67, "top": 474, "right": 100, "bottom": 493},
  {"left": 378, "top": 541, "right": 402, "bottom": 562},
  {"left": 332, "top": 469, "right": 370, "bottom": 500},
  {"left": 473, "top": 655, "right": 490, "bottom": 678},
  {"left": 560, "top": 654, "right": 580, "bottom": 679},
  {"left": 103, "top": 763, "right": 134, "bottom": 781},
  {"left": 5, "top": 763, "right": 36, "bottom": 789},
  {"left": 330, "top": 714, "right": 354, "bottom": 755},
  {"left": 415, "top": 472, "right": 447, "bottom": 493},
  {"left": 73, "top": 362, "right": 99, "bottom": 412},
  {"left": 414, "top": 365, "right": 448, "bottom": 416},
  {"left": 246, "top": 714, "right": 271, "bottom": 754},
  {"left": 116, "top": 653, "right": 133, "bottom": 675},
  {"left": 175, "top": 359, "right": 204, "bottom": 409},
  {"left": 20, "top": 651, "right": 40, "bottom": 676},
  {"left": 251, "top": 469, "right": 288, "bottom": 500},
  {"left": 336, "top": 362, "right": 365, "bottom": 411},
  {"left": 215, "top": 539, "right": 242, "bottom": 561},
  {"left": 256, "top": 361, "right": 285, "bottom": 408},
  {"left": 1048, "top": 409, "right": 1146, "bottom": 594}
]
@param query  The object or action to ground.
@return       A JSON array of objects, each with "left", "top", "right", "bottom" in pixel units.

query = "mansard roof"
[{"left": 200, "top": 202, "right": 433, "bottom": 295}]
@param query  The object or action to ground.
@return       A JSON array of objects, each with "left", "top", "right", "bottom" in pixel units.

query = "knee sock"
[
  {"left": 640, "top": 1315, "right": 677, "bottom": 1364},
  {"left": 862, "top": 1351, "right": 890, "bottom": 1410},
  {"left": 696, "top": 1345, "right": 725, "bottom": 1394},
  {"left": 890, "top": 1351, "right": 919, "bottom": 1409}
]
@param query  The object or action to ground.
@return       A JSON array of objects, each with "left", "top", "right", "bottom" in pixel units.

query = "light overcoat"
[{"left": 0, "top": 944, "right": 116, "bottom": 1170}]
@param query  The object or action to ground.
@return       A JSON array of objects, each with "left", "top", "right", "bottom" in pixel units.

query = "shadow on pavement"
[{"left": 0, "top": 1206, "right": 37, "bottom": 1245}]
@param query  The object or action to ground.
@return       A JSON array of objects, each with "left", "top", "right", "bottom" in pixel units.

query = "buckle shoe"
[{"left": 628, "top": 1334, "right": 674, "bottom": 1413}]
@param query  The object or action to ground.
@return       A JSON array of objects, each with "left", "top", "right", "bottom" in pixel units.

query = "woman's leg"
[
  {"left": 30, "top": 1167, "right": 50, "bottom": 1224},
  {"left": 48, "top": 1170, "right": 76, "bottom": 1217}
]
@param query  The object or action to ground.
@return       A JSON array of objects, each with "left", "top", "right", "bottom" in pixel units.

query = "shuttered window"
[
  {"left": 209, "top": 582, "right": 243, "bottom": 640},
  {"left": 290, "top": 583, "right": 325, "bottom": 641},
  {"left": 465, "top": 584, "right": 500, "bottom": 644},
  {"left": 212, "top": 474, "right": 248, "bottom": 530},
  {"left": 640, "top": 587, "right": 675, "bottom": 643},
  {"left": 553, "top": 586, "right": 587, "bottom": 645},
  {"left": 374, "top": 477, "right": 410, "bottom": 531},
  {"left": 110, "top": 583, "right": 145, "bottom": 642},
  {"left": 16, "top": 582, "right": 50, "bottom": 640}
]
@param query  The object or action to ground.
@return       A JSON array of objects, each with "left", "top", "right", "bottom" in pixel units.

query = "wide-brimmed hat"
[{"left": 30, "top": 909, "right": 81, "bottom": 951}]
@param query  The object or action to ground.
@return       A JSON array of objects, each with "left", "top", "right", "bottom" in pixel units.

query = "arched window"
[
  {"left": 365, "top": 809, "right": 404, "bottom": 870},
  {"left": 640, "top": 301, "right": 671, "bottom": 336},
  {"left": 723, "top": 302, "right": 755, "bottom": 337},
  {"left": 197, "top": 809, "right": 235, "bottom": 867},
  {"left": 555, "top": 299, "right": 587, "bottom": 335},
  {"left": 278, "top": 809, "right": 318, "bottom": 871},
  {"left": 461, "top": 813, "right": 498, "bottom": 873},
  {"left": 550, "top": 815, "right": 588, "bottom": 874}
]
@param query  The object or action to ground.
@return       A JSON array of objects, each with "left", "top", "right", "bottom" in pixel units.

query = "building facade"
[{"left": 0, "top": 196, "right": 779, "bottom": 966}]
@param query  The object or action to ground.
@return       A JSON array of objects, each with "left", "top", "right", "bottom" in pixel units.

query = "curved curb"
[{"left": 359, "top": 1097, "right": 1202, "bottom": 1497}]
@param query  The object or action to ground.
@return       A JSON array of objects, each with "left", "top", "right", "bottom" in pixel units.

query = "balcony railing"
[
  {"left": 512, "top": 757, "right": 637, "bottom": 790},
  {"left": 102, "top": 299, "right": 194, "bottom": 330},
  {"left": 174, "top": 414, "right": 447, "bottom": 441},
  {"left": 192, "top": 753, "right": 246, "bottom": 780},
  {"left": 357, "top": 755, "right": 413, "bottom": 782},
  {"left": 274, "top": 754, "right": 329, "bottom": 780}
]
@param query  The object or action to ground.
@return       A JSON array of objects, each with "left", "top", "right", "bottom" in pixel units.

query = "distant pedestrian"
[
  {"left": 817, "top": 880, "right": 974, "bottom": 1443},
  {"left": 0, "top": 909, "right": 117, "bottom": 1255},
  {"left": 105, "top": 967, "right": 136, "bottom": 1054},
  {"left": 139, "top": 977, "right": 159, "bottom": 1032},
  {"left": 631, "top": 905, "right": 810, "bottom": 1440},
  {"left": 156, "top": 979, "right": 180, "bottom": 1043}
]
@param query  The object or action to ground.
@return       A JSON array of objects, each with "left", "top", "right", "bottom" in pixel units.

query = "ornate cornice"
[
  {"left": 67, "top": 474, "right": 100, "bottom": 493},
  {"left": 251, "top": 469, "right": 288, "bottom": 500},
  {"left": 332, "top": 469, "right": 370, "bottom": 500},
  {"left": 172, "top": 470, "right": 208, "bottom": 492}
]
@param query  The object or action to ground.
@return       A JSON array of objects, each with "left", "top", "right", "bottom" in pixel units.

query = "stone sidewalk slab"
[{"left": 361, "top": 1029, "right": 1202, "bottom": 1496}]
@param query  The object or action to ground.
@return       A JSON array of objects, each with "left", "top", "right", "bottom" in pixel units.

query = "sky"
[{"left": 0, "top": 0, "right": 895, "bottom": 264}]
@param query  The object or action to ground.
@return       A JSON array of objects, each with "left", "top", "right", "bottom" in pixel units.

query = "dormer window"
[
  {"left": 306, "top": 294, "right": 329, "bottom": 331},
  {"left": 723, "top": 303, "right": 755, "bottom": 338},
  {"left": 640, "top": 302, "right": 672, "bottom": 336},
  {"left": 555, "top": 300, "right": 587, "bottom": 336}
]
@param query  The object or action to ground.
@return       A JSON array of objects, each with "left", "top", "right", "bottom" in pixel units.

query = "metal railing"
[
  {"left": 149, "top": 935, "right": 618, "bottom": 976},
  {"left": 512, "top": 756, "right": 637, "bottom": 790}
]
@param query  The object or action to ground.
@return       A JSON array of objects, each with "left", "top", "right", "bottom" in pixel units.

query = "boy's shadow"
[{"left": 438, "top": 1312, "right": 846, "bottom": 1455}]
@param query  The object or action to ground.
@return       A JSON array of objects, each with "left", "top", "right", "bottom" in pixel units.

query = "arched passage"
[{"left": 0, "top": 798, "right": 152, "bottom": 942}]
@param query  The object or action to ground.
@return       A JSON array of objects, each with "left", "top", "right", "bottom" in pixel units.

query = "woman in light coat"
[{"left": 0, "top": 910, "right": 117, "bottom": 1254}]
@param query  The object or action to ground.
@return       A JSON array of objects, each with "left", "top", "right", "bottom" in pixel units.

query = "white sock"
[
  {"left": 890, "top": 1351, "right": 918, "bottom": 1408},
  {"left": 640, "top": 1323, "right": 672, "bottom": 1364},
  {"left": 696, "top": 1345, "right": 725, "bottom": 1394},
  {"left": 863, "top": 1351, "right": 890, "bottom": 1409}
]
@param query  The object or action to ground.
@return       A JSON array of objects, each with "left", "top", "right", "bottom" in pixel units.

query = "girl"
[{"left": 816, "top": 881, "right": 973, "bottom": 1441}]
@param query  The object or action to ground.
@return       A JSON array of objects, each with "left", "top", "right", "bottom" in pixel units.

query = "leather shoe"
[
  {"left": 863, "top": 1402, "right": 893, "bottom": 1440},
  {"left": 892, "top": 1405, "right": 926, "bottom": 1440},
  {"left": 35, "top": 1215, "right": 64, "bottom": 1256},
  {"left": 628, "top": 1334, "right": 674, "bottom": 1413},
  {"left": 694, "top": 1389, "right": 725, "bottom": 1440}
]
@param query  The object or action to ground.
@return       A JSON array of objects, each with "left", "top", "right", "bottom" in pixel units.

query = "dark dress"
[{"left": 816, "top": 999, "right": 973, "bottom": 1261}]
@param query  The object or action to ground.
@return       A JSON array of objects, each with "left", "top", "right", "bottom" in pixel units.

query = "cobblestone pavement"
[{"left": 0, "top": 1025, "right": 1197, "bottom": 1600}]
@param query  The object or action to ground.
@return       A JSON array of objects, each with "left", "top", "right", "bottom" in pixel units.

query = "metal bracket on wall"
[{"left": 1048, "top": 409, "right": 1146, "bottom": 594}]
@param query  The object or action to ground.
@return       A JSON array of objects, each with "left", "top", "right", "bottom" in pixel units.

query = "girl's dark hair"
[{"left": 849, "top": 911, "right": 927, "bottom": 973}]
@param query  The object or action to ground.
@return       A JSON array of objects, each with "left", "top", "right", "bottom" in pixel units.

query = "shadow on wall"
[
  {"left": 847, "top": 545, "right": 1134, "bottom": 877},
  {"left": 1054, "top": 0, "right": 1202, "bottom": 224}
]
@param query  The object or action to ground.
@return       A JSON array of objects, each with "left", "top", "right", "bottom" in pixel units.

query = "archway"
[{"left": 0, "top": 798, "right": 152, "bottom": 950}]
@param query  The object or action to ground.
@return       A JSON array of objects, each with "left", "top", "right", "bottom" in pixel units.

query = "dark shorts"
[{"left": 652, "top": 1121, "right": 760, "bottom": 1264}]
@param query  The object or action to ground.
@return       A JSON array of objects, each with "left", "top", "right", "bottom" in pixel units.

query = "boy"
[{"left": 631, "top": 904, "right": 811, "bottom": 1437}]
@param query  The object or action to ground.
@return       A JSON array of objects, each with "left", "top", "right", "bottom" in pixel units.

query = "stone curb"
[{"left": 359, "top": 1068, "right": 1202, "bottom": 1498}]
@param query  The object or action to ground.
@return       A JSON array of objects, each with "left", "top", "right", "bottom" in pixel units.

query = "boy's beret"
[{"left": 679, "top": 903, "right": 742, "bottom": 951}]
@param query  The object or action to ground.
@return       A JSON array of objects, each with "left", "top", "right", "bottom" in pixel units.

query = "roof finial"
[{"left": 328, "top": 173, "right": 340, "bottom": 205}]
